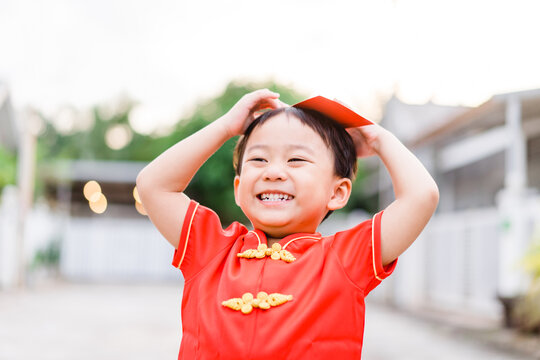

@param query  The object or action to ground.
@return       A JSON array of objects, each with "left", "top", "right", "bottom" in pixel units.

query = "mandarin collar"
[{"left": 244, "top": 229, "right": 322, "bottom": 250}]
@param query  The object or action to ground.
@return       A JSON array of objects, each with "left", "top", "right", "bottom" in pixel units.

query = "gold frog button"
[
  {"left": 222, "top": 292, "right": 293, "bottom": 314},
  {"left": 237, "top": 243, "right": 296, "bottom": 263}
]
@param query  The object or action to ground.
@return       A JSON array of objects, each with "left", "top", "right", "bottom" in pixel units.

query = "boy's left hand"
[{"left": 347, "top": 124, "right": 387, "bottom": 158}]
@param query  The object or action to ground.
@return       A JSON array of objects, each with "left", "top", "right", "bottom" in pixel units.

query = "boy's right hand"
[
  {"left": 218, "top": 89, "right": 287, "bottom": 137},
  {"left": 137, "top": 89, "right": 285, "bottom": 250}
]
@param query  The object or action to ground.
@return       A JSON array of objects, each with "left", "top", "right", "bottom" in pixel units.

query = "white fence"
[
  {"left": 0, "top": 186, "right": 68, "bottom": 287},
  {"left": 0, "top": 185, "right": 181, "bottom": 287},
  {"left": 370, "top": 201, "right": 540, "bottom": 319},
  {"left": 61, "top": 216, "right": 179, "bottom": 282},
  {"left": 0, "top": 186, "right": 18, "bottom": 288},
  {"left": 397, "top": 208, "right": 502, "bottom": 316}
]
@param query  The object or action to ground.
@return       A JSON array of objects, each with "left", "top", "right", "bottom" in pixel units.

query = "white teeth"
[{"left": 260, "top": 193, "right": 292, "bottom": 201}]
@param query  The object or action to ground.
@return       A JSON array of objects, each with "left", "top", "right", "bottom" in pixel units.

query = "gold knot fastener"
[
  {"left": 237, "top": 243, "right": 296, "bottom": 263},
  {"left": 222, "top": 292, "right": 294, "bottom": 314}
]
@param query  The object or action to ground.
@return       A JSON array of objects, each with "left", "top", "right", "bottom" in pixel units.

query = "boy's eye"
[
  {"left": 248, "top": 158, "right": 266, "bottom": 162},
  {"left": 288, "top": 158, "right": 305, "bottom": 162}
]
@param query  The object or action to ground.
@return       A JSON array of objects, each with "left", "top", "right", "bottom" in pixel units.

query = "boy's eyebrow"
[{"left": 246, "top": 144, "right": 316, "bottom": 155}]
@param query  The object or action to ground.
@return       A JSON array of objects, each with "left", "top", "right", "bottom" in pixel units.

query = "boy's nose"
[{"left": 263, "top": 164, "right": 287, "bottom": 181}]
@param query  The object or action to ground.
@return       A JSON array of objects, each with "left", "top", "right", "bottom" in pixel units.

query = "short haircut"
[
  {"left": 234, "top": 107, "right": 357, "bottom": 179},
  {"left": 233, "top": 107, "right": 358, "bottom": 220}
]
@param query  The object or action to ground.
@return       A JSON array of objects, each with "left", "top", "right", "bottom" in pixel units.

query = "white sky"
[{"left": 1, "top": 0, "right": 540, "bottom": 133}]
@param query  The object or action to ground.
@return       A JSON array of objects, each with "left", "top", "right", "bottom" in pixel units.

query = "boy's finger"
[
  {"left": 251, "top": 89, "right": 280, "bottom": 99},
  {"left": 263, "top": 88, "right": 280, "bottom": 97},
  {"left": 256, "top": 98, "right": 281, "bottom": 110},
  {"left": 245, "top": 92, "right": 280, "bottom": 110},
  {"left": 267, "top": 98, "right": 284, "bottom": 109}
]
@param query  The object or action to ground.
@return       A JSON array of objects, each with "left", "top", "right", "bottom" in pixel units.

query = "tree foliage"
[
  {"left": 513, "top": 234, "right": 540, "bottom": 333},
  {"left": 0, "top": 144, "right": 16, "bottom": 194}
]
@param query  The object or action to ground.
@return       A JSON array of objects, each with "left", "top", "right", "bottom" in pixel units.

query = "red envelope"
[{"left": 293, "top": 95, "right": 373, "bottom": 128}]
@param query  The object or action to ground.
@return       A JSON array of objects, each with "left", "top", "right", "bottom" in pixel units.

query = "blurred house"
[
  {"left": 41, "top": 159, "right": 179, "bottom": 282},
  {"left": 365, "top": 89, "right": 540, "bottom": 321}
]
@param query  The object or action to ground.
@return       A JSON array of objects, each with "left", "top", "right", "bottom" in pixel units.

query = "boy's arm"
[
  {"left": 348, "top": 124, "right": 440, "bottom": 266},
  {"left": 136, "top": 89, "right": 283, "bottom": 248}
]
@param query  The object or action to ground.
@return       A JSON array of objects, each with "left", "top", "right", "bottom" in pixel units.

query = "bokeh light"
[
  {"left": 133, "top": 186, "right": 141, "bottom": 203},
  {"left": 133, "top": 186, "right": 147, "bottom": 216},
  {"left": 83, "top": 180, "right": 101, "bottom": 202},
  {"left": 89, "top": 193, "right": 107, "bottom": 214},
  {"left": 105, "top": 124, "right": 133, "bottom": 150}
]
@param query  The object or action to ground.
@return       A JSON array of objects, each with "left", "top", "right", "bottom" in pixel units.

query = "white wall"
[
  {"left": 1, "top": 186, "right": 181, "bottom": 287},
  {"left": 0, "top": 186, "right": 64, "bottom": 288},
  {"left": 0, "top": 186, "right": 18, "bottom": 288},
  {"left": 61, "top": 216, "right": 180, "bottom": 282}
]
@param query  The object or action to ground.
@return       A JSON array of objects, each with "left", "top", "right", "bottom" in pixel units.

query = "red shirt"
[{"left": 172, "top": 200, "right": 397, "bottom": 359}]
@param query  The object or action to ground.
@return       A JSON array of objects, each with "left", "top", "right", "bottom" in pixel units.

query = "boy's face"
[{"left": 234, "top": 113, "right": 352, "bottom": 239}]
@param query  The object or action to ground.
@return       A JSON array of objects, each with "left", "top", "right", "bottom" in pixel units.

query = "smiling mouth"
[{"left": 257, "top": 192, "right": 294, "bottom": 202}]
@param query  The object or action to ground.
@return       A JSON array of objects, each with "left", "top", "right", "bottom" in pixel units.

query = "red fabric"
[
  {"left": 172, "top": 200, "right": 397, "bottom": 359},
  {"left": 292, "top": 95, "right": 373, "bottom": 128}
]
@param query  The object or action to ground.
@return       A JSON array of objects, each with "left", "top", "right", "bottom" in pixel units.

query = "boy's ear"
[
  {"left": 233, "top": 175, "right": 241, "bottom": 206},
  {"left": 327, "top": 177, "right": 352, "bottom": 211}
]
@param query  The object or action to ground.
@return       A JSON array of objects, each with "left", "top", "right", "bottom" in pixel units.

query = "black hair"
[
  {"left": 233, "top": 107, "right": 358, "bottom": 221},
  {"left": 234, "top": 107, "right": 357, "bottom": 179}
]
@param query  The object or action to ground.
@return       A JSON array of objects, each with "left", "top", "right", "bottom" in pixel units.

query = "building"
[
  {"left": 365, "top": 89, "right": 540, "bottom": 320},
  {"left": 41, "top": 159, "right": 179, "bottom": 282}
]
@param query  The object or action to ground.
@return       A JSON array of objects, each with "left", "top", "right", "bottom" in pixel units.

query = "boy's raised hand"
[
  {"left": 329, "top": 97, "right": 388, "bottom": 158},
  {"left": 347, "top": 124, "right": 389, "bottom": 158},
  {"left": 137, "top": 88, "right": 285, "bottom": 249},
  {"left": 219, "top": 89, "right": 287, "bottom": 137}
]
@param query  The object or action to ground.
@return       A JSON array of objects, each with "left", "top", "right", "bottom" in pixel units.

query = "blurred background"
[{"left": 1, "top": 0, "right": 540, "bottom": 359}]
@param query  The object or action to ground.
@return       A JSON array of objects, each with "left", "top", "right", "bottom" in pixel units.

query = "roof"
[
  {"left": 41, "top": 159, "right": 148, "bottom": 184},
  {"left": 411, "top": 88, "right": 540, "bottom": 147}
]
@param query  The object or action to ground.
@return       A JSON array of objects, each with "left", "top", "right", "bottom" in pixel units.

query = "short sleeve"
[
  {"left": 171, "top": 200, "right": 247, "bottom": 280},
  {"left": 331, "top": 210, "right": 397, "bottom": 295}
]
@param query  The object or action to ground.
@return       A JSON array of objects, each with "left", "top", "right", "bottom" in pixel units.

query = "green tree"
[{"left": 37, "top": 104, "right": 138, "bottom": 161}]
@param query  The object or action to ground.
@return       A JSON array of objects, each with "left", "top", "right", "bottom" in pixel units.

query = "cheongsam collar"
[{"left": 245, "top": 229, "right": 322, "bottom": 250}]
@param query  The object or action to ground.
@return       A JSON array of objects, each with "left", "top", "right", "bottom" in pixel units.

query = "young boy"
[{"left": 136, "top": 89, "right": 439, "bottom": 359}]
